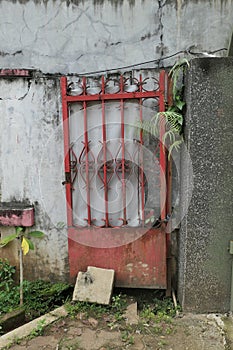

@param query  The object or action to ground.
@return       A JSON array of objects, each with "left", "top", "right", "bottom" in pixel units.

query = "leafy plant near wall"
[
  {"left": 0, "top": 227, "right": 45, "bottom": 306},
  {"left": 0, "top": 259, "right": 71, "bottom": 323},
  {"left": 140, "top": 58, "right": 190, "bottom": 159}
]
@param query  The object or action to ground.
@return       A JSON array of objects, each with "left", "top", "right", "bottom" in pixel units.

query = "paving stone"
[{"left": 72, "top": 266, "right": 115, "bottom": 305}]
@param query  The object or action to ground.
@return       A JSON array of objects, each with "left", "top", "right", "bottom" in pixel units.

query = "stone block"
[{"left": 72, "top": 266, "right": 115, "bottom": 305}]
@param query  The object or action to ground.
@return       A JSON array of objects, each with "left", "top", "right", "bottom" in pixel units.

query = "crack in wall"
[
  {"left": 62, "top": 6, "right": 89, "bottom": 30},
  {"left": 157, "top": 0, "right": 165, "bottom": 66},
  {"left": 0, "top": 80, "right": 31, "bottom": 101},
  {"left": 0, "top": 50, "right": 22, "bottom": 57}
]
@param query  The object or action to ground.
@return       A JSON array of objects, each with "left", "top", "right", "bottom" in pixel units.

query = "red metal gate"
[{"left": 61, "top": 71, "right": 170, "bottom": 289}]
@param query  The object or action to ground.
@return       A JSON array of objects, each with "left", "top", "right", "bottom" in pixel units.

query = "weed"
[
  {"left": 23, "top": 280, "right": 71, "bottom": 320},
  {"left": 121, "top": 330, "right": 135, "bottom": 345},
  {"left": 65, "top": 293, "right": 127, "bottom": 322},
  {"left": 29, "top": 319, "right": 47, "bottom": 337},
  {"left": 140, "top": 306, "right": 156, "bottom": 321},
  {"left": 0, "top": 266, "right": 71, "bottom": 326},
  {"left": 111, "top": 294, "right": 127, "bottom": 311},
  {"left": 65, "top": 300, "right": 108, "bottom": 320},
  {"left": 0, "top": 258, "right": 15, "bottom": 291},
  {"left": 158, "top": 339, "right": 167, "bottom": 347},
  {"left": 138, "top": 297, "right": 178, "bottom": 336}
]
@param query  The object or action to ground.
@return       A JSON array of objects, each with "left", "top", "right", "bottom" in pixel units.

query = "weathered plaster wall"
[
  {"left": 178, "top": 58, "right": 233, "bottom": 313},
  {"left": 0, "top": 75, "right": 69, "bottom": 281},
  {"left": 0, "top": 0, "right": 232, "bottom": 74}
]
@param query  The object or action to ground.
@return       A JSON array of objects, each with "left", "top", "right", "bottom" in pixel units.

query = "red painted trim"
[
  {"left": 0, "top": 69, "right": 31, "bottom": 77},
  {"left": 66, "top": 90, "right": 161, "bottom": 102},
  {"left": 120, "top": 76, "right": 127, "bottom": 225},
  {"left": 60, "top": 77, "right": 73, "bottom": 226},
  {"left": 0, "top": 207, "right": 34, "bottom": 227},
  {"left": 82, "top": 77, "right": 92, "bottom": 225},
  {"left": 101, "top": 76, "right": 109, "bottom": 227},
  {"left": 159, "top": 70, "right": 166, "bottom": 221},
  {"left": 139, "top": 74, "right": 145, "bottom": 224}
]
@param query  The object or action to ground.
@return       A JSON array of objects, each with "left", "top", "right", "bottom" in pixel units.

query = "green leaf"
[
  {"left": 28, "top": 231, "right": 45, "bottom": 238},
  {"left": 0, "top": 233, "right": 18, "bottom": 247},
  {"left": 168, "top": 139, "right": 183, "bottom": 160},
  {"left": 176, "top": 100, "right": 185, "bottom": 111},
  {"left": 16, "top": 226, "right": 23, "bottom": 235}
]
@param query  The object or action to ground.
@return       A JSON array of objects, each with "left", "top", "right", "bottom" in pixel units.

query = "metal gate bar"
[
  {"left": 139, "top": 74, "right": 145, "bottom": 223},
  {"left": 159, "top": 70, "right": 166, "bottom": 222},
  {"left": 61, "top": 72, "right": 167, "bottom": 228},
  {"left": 101, "top": 76, "right": 109, "bottom": 227}
]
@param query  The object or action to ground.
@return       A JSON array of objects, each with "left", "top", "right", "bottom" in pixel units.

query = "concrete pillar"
[{"left": 178, "top": 58, "right": 233, "bottom": 313}]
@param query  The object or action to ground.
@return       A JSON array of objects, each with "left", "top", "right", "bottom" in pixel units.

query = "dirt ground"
[{"left": 4, "top": 307, "right": 231, "bottom": 350}]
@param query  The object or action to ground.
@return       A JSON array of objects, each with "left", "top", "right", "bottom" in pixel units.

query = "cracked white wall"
[
  {"left": 0, "top": 0, "right": 232, "bottom": 74},
  {"left": 0, "top": 76, "right": 69, "bottom": 281}
]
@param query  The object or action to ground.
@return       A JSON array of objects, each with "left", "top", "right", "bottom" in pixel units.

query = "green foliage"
[
  {"left": 0, "top": 227, "right": 45, "bottom": 255},
  {"left": 169, "top": 58, "right": 190, "bottom": 99},
  {"left": 0, "top": 227, "right": 45, "bottom": 306},
  {"left": 29, "top": 319, "right": 47, "bottom": 338},
  {"left": 121, "top": 329, "right": 135, "bottom": 345},
  {"left": 0, "top": 233, "right": 18, "bottom": 248},
  {"left": 23, "top": 280, "right": 71, "bottom": 320},
  {"left": 65, "top": 293, "right": 128, "bottom": 323},
  {"left": 0, "top": 269, "right": 71, "bottom": 320},
  {"left": 111, "top": 293, "right": 128, "bottom": 312},
  {"left": 0, "top": 259, "right": 18, "bottom": 315},
  {"left": 138, "top": 297, "right": 179, "bottom": 337},
  {"left": 0, "top": 258, "right": 15, "bottom": 291},
  {"left": 0, "top": 287, "right": 19, "bottom": 315},
  {"left": 65, "top": 300, "right": 108, "bottom": 319},
  {"left": 141, "top": 296, "right": 180, "bottom": 319},
  {"left": 138, "top": 58, "right": 189, "bottom": 160}
]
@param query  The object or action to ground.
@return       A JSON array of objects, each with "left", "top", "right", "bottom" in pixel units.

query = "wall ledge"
[{"left": 0, "top": 203, "right": 34, "bottom": 227}]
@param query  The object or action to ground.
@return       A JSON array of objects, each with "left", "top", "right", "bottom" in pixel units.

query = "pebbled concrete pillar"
[{"left": 178, "top": 58, "right": 233, "bottom": 313}]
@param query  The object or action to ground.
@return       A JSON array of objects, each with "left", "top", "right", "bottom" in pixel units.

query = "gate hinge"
[{"left": 62, "top": 172, "right": 71, "bottom": 185}]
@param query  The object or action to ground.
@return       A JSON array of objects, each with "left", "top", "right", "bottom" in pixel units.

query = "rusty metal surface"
[{"left": 68, "top": 227, "right": 167, "bottom": 288}]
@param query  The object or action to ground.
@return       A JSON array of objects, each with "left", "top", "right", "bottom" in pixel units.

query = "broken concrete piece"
[
  {"left": 72, "top": 266, "right": 115, "bottom": 305},
  {"left": 124, "top": 302, "right": 139, "bottom": 325}
]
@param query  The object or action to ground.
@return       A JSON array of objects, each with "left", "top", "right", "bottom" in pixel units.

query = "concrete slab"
[{"left": 72, "top": 266, "right": 115, "bottom": 305}]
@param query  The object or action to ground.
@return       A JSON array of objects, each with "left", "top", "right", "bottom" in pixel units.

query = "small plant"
[
  {"left": 138, "top": 58, "right": 189, "bottom": 159},
  {"left": 0, "top": 258, "right": 15, "bottom": 291},
  {"left": 29, "top": 319, "right": 46, "bottom": 337},
  {"left": 138, "top": 297, "right": 178, "bottom": 336},
  {"left": 111, "top": 293, "right": 128, "bottom": 311},
  {"left": 23, "top": 280, "right": 71, "bottom": 320},
  {"left": 0, "top": 226, "right": 45, "bottom": 306},
  {"left": 121, "top": 329, "right": 135, "bottom": 345}
]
